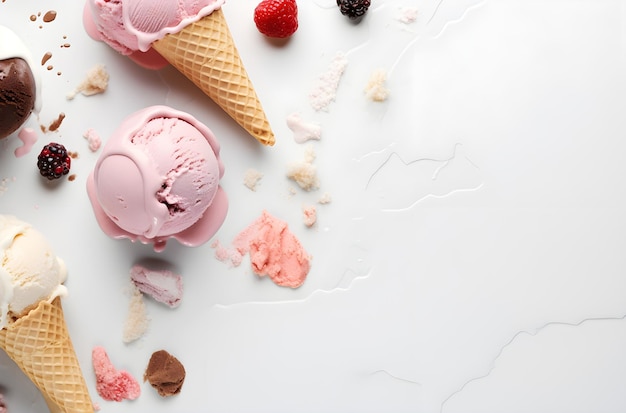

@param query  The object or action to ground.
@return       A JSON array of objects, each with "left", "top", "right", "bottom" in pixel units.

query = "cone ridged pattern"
[
  {"left": 153, "top": 9, "right": 275, "bottom": 146},
  {"left": 0, "top": 297, "right": 94, "bottom": 413}
]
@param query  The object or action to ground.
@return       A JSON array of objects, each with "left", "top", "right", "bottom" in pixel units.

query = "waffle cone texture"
[
  {"left": 152, "top": 8, "right": 275, "bottom": 146},
  {"left": 0, "top": 297, "right": 94, "bottom": 413}
]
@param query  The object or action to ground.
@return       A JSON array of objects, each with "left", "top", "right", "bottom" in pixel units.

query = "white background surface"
[{"left": 1, "top": 0, "right": 626, "bottom": 412}]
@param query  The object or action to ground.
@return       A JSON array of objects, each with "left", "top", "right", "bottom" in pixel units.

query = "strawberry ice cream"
[
  {"left": 86, "top": 105, "right": 228, "bottom": 252},
  {"left": 216, "top": 211, "right": 311, "bottom": 288},
  {"left": 83, "top": 0, "right": 225, "bottom": 69},
  {"left": 92, "top": 346, "right": 141, "bottom": 402},
  {"left": 130, "top": 264, "right": 183, "bottom": 308},
  {"left": 83, "top": 0, "right": 276, "bottom": 146}
]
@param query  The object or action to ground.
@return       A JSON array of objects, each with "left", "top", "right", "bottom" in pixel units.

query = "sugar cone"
[
  {"left": 152, "top": 8, "right": 275, "bottom": 146},
  {"left": 0, "top": 297, "right": 94, "bottom": 413}
]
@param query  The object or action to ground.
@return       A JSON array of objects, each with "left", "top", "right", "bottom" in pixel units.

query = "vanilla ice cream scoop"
[{"left": 0, "top": 215, "right": 67, "bottom": 330}]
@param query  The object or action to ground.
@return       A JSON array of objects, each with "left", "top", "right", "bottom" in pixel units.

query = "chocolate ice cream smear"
[{"left": 144, "top": 350, "right": 186, "bottom": 397}]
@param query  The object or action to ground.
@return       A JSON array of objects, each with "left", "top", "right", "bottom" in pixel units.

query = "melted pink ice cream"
[
  {"left": 130, "top": 264, "right": 183, "bottom": 308},
  {"left": 84, "top": 0, "right": 225, "bottom": 68},
  {"left": 86, "top": 105, "right": 227, "bottom": 252}
]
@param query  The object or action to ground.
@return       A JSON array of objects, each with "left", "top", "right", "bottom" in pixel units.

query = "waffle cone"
[
  {"left": 152, "top": 8, "right": 275, "bottom": 146},
  {"left": 0, "top": 297, "right": 94, "bottom": 413}
]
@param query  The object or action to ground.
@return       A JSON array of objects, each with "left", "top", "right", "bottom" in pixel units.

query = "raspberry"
[
  {"left": 337, "top": 0, "right": 371, "bottom": 20},
  {"left": 37, "top": 142, "right": 71, "bottom": 180},
  {"left": 254, "top": 0, "right": 298, "bottom": 38}
]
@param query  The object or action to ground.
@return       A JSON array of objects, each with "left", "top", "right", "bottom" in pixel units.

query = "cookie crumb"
[
  {"left": 365, "top": 69, "right": 389, "bottom": 102},
  {"left": 122, "top": 283, "right": 149, "bottom": 343},
  {"left": 318, "top": 192, "right": 332, "bottom": 204},
  {"left": 243, "top": 168, "right": 264, "bottom": 191},
  {"left": 287, "top": 145, "right": 319, "bottom": 191},
  {"left": 303, "top": 205, "right": 317, "bottom": 227},
  {"left": 67, "top": 64, "right": 109, "bottom": 100}
]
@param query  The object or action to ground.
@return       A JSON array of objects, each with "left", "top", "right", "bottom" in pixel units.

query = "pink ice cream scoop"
[
  {"left": 86, "top": 105, "right": 228, "bottom": 252},
  {"left": 83, "top": 0, "right": 225, "bottom": 69}
]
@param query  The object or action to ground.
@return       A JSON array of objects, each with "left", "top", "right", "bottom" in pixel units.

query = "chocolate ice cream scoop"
[
  {"left": 0, "top": 57, "right": 36, "bottom": 139},
  {"left": 0, "top": 25, "right": 41, "bottom": 140}
]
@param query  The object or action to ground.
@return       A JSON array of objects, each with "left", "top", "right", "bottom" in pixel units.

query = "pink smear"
[
  {"left": 14, "top": 128, "right": 38, "bottom": 157},
  {"left": 0, "top": 392, "right": 6, "bottom": 413},
  {"left": 215, "top": 211, "right": 311, "bottom": 288},
  {"left": 286, "top": 113, "right": 321, "bottom": 143},
  {"left": 92, "top": 346, "right": 141, "bottom": 402},
  {"left": 130, "top": 265, "right": 183, "bottom": 308},
  {"left": 303, "top": 206, "right": 317, "bottom": 227}
]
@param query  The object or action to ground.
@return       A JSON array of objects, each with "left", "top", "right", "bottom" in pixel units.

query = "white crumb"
[
  {"left": 243, "top": 168, "right": 264, "bottom": 191},
  {"left": 122, "top": 283, "right": 149, "bottom": 343},
  {"left": 287, "top": 145, "right": 319, "bottom": 191},
  {"left": 303, "top": 205, "right": 317, "bottom": 227},
  {"left": 365, "top": 69, "right": 390, "bottom": 102},
  {"left": 286, "top": 113, "right": 321, "bottom": 143},
  {"left": 318, "top": 192, "right": 332, "bottom": 204},
  {"left": 397, "top": 6, "right": 419, "bottom": 23},
  {"left": 309, "top": 52, "right": 349, "bottom": 112},
  {"left": 83, "top": 128, "right": 102, "bottom": 152},
  {"left": 67, "top": 64, "right": 109, "bottom": 100},
  {"left": 0, "top": 177, "right": 15, "bottom": 195}
]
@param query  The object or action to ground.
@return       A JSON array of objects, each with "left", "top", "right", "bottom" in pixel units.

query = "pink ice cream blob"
[{"left": 86, "top": 105, "right": 228, "bottom": 251}]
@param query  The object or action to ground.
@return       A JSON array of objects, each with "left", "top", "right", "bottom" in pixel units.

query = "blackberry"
[
  {"left": 37, "top": 142, "right": 71, "bottom": 180},
  {"left": 337, "top": 0, "right": 371, "bottom": 20}
]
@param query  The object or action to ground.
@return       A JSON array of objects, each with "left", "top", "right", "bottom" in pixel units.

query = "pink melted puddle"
[{"left": 14, "top": 127, "right": 38, "bottom": 157}]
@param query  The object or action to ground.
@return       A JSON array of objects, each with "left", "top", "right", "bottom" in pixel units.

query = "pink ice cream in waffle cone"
[{"left": 84, "top": 0, "right": 275, "bottom": 146}]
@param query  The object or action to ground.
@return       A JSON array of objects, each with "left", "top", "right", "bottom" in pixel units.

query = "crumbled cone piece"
[
  {"left": 122, "top": 282, "right": 149, "bottom": 343},
  {"left": 365, "top": 69, "right": 390, "bottom": 102},
  {"left": 318, "top": 192, "right": 332, "bottom": 204},
  {"left": 287, "top": 145, "right": 319, "bottom": 191},
  {"left": 303, "top": 205, "right": 317, "bottom": 227},
  {"left": 244, "top": 168, "right": 264, "bottom": 191},
  {"left": 67, "top": 64, "right": 109, "bottom": 100}
]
